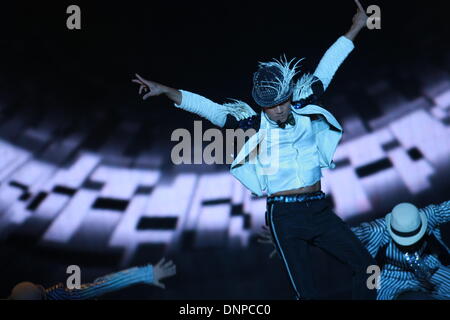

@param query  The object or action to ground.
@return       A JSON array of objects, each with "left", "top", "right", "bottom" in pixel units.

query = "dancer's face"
[
  {"left": 263, "top": 99, "right": 292, "bottom": 123},
  {"left": 395, "top": 234, "right": 427, "bottom": 253}
]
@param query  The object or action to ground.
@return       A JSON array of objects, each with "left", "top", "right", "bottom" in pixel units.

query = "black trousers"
[{"left": 266, "top": 197, "right": 377, "bottom": 300}]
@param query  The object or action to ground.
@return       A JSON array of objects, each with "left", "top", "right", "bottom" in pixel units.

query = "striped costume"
[
  {"left": 44, "top": 265, "right": 153, "bottom": 300},
  {"left": 351, "top": 201, "right": 450, "bottom": 300}
]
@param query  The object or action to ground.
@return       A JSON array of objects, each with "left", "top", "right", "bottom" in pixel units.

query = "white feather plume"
[
  {"left": 223, "top": 99, "right": 256, "bottom": 120},
  {"left": 257, "top": 55, "right": 305, "bottom": 101},
  {"left": 292, "top": 73, "right": 320, "bottom": 101}
]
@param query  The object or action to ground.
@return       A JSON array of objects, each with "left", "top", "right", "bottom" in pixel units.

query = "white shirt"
[
  {"left": 173, "top": 36, "right": 354, "bottom": 196},
  {"left": 255, "top": 110, "right": 323, "bottom": 195}
]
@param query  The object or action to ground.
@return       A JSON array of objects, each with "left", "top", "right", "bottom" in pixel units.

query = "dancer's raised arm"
[
  {"left": 344, "top": 0, "right": 368, "bottom": 42},
  {"left": 132, "top": 74, "right": 255, "bottom": 128},
  {"left": 313, "top": 0, "right": 368, "bottom": 91},
  {"left": 132, "top": 73, "right": 182, "bottom": 105}
]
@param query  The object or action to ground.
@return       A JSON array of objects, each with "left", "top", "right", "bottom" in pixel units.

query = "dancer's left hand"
[
  {"left": 257, "top": 226, "right": 277, "bottom": 259},
  {"left": 152, "top": 258, "right": 176, "bottom": 289},
  {"left": 351, "top": 0, "right": 368, "bottom": 30}
]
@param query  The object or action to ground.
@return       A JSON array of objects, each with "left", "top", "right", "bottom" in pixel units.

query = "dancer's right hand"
[{"left": 132, "top": 73, "right": 167, "bottom": 100}]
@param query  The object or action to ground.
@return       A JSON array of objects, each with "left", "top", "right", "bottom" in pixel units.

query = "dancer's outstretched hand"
[
  {"left": 257, "top": 225, "right": 277, "bottom": 259},
  {"left": 132, "top": 74, "right": 167, "bottom": 100},
  {"left": 152, "top": 258, "right": 176, "bottom": 289},
  {"left": 351, "top": 0, "right": 368, "bottom": 29}
]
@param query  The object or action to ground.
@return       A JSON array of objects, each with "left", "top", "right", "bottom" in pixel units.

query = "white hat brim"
[{"left": 386, "top": 211, "right": 428, "bottom": 246}]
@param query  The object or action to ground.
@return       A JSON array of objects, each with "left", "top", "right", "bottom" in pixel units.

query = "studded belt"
[{"left": 267, "top": 191, "right": 325, "bottom": 204}]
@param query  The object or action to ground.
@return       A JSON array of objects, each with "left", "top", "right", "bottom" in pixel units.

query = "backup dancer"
[
  {"left": 260, "top": 200, "right": 450, "bottom": 300},
  {"left": 9, "top": 258, "right": 176, "bottom": 300}
]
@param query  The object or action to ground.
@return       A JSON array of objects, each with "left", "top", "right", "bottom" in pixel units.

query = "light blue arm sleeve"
[
  {"left": 174, "top": 90, "right": 229, "bottom": 127},
  {"left": 45, "top": 265, "right": 153, "bottom": 300},
  {"left": 173, "top": 90, "right": 256, "bottom": 127},
  {"left": 313, "top": 36, "right": 355, "bottom": 91},
  {"left": 93, "top": 265, "right": 153, "bottom": 285}
]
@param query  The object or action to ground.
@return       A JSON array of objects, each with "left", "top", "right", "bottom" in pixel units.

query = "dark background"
[
  {"left": 1, "top": 1, "right": 449, "bottom": 127},
  {"left": 0, "top": 0, "right": 449, "bottom": 299}
]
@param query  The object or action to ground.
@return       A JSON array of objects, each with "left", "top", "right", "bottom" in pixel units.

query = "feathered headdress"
[{"left": 252, "top": 54, "right": 317, "bottom": 107}]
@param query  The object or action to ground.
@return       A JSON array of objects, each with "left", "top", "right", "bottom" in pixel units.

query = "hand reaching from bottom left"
[{"left": 152, "top": 258, "right": 177, "bottom": 289}]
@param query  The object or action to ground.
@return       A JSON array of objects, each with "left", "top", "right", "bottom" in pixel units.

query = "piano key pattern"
[{"left": 0, "top": 68, "right": 450, "bottom": 267}]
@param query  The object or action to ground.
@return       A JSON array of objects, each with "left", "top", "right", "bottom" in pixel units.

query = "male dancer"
[
  {"left": 133, "top": 0, "right": 375, "bottom": 300},
  {"left": 260, "top": 201, "right": 450, "bottom": 299},
  {"left": 354, "top": 201, "right": 450, "bottom": 299},
  {"left": 8, "top": 258, "right": 176, "bottom": 300}
]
